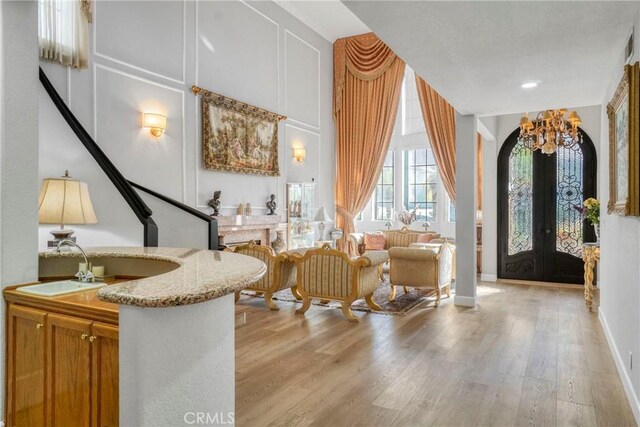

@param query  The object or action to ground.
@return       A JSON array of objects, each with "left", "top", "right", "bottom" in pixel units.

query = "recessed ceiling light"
[{"left": 521, "top": 82, "right": 538, "bottom": 89}]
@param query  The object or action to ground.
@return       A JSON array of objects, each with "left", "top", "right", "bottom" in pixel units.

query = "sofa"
[
  {"left": 347, "top": 226, "right": 440, "bottom": 256},
  {"left": 289, "top": 243, "right": 389, "bottom": 322}
]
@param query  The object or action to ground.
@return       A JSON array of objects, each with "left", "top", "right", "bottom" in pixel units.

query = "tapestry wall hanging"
[{"left": 192, "top": 85, "right": 286, "bottom": 176}]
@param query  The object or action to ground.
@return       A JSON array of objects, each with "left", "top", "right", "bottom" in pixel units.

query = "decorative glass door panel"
[
  {"left": 498, "top": 128, "right": 596, "bottom": 284},
  {"left": 556, "top": 143, "right": 584, "bottom": 258},
  {"left": 507, "top": 139, "right": 533, "bottom": 256}
]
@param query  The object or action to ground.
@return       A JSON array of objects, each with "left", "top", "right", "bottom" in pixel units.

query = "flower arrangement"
[
  {"left": 395, "top": 207, "right": 417, "bottom": 226},
  {"left": 574, "top": 198, "right": 600, "bottom": 225}
]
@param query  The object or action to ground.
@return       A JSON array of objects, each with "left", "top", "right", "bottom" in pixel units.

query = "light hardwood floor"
[{"left": 234, "top": 281, "right": 637, "bottom": 427}]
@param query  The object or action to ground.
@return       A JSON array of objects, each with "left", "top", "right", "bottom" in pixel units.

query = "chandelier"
[{"left": 518, "top": 109, "right": 583, "bottom": 155}]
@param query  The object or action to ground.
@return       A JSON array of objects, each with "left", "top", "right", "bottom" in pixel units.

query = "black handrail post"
[
  {"left": 208, "top": 219, "right": 219, "bottom": 251},
  {"left": 144, "top": 219, "right": 159, "bottom": 247}
]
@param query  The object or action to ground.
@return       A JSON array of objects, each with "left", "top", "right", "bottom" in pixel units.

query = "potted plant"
[{"left": 574, "top": 198, "right": 600, "bottom": 243}]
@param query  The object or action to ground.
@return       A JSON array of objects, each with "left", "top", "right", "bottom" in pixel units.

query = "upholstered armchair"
[
  {"left": 228, "top": 241, "right": 297, "bottom": 310},
  {"left": 289, "top": 244, "right": 389, "bottom": 322},
  {"left": 388, "top": 241, "right": 455, "bottom": 306}
]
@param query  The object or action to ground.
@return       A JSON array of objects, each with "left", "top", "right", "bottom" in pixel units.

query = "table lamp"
[
  {"left": 313, "top": 207, "right": 333, "bottom": 240},
  {"left": 38, "top": 171, "right": 98, "bottom": 247}
]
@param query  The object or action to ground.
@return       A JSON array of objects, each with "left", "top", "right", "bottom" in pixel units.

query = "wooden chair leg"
[
  {"left": 365, "top": 293, "right": 382, "bottom": 311},
  {"left": 403, "top": 286, "right": 409, "bottom": 294},
  {"left": 388, "top": 284, "right": 397, "bottom": 302},
  {"left": 295, "top": 296, "right": 311, "bottom": 316},
  {"left": 341, "top": 300, "right": 359, "bottom": 322},
  {"left": 434, "top": 286, "right": 442, "bottom": 307},
  {"left": 234, "top": 291, "right": 241, "bottom": 303},
  {"left": 446, "top": 284, "right": 451, "bottom": 297},
  {"left": 264, "top": 292, "right": 279, "bottom": 311},
  {"left": 291, "top": 286, "right": 303, "bottom": 301}
]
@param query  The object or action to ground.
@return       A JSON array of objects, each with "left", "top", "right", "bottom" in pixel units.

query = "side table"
[{"left": 582, "top": 243, "right": 600, "bottom": 312}]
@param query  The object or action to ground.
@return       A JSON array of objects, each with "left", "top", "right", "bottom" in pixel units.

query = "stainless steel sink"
[{"left": 17, "top": 280, "right": 106, "bottom": 297}]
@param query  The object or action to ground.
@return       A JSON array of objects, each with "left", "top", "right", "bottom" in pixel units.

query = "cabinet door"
[
  {"left": 91, "top": 322, "right": 119, "bottom": 427},
  {"left": 47, "top": 313, "right": 92, "bottom": 427},
  {"left": 6, "top": 304, "right": 47, "bottom": 427}
]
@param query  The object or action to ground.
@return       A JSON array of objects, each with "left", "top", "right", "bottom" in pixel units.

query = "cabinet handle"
[
  {"left": 89, "top": 336, "right": 96, "bottom": 343},
  {"left": 36, "top": 323, "right": 43, "bottom": 329},
  {"left": 81, "top": 333, "right": 88, "bottom": 340}
]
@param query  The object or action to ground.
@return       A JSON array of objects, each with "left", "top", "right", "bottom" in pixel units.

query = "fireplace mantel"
[{"left": 216, "top": 215, "right": 284, "bottom": 246}]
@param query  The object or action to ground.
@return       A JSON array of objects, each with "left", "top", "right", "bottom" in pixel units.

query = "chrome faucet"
[{"left": 56, "top": 239, "right": 94, "bottom": 283}]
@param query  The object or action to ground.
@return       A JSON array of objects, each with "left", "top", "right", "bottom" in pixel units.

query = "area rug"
[{"left": 240, "top": 278, "right": 440, "bottom": 316}]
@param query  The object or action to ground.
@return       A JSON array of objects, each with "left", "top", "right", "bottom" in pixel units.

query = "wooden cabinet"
[
  {"left": 5, "top": 304, "right": 118, "bottom": 427},
  {"left": 91, "top": 323, "right": 119, "bottom": 427},
  {"left": 6, "top": 305, "right": 47, "bottom": 427}
]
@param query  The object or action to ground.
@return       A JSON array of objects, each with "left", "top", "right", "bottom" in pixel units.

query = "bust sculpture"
[
  {"left": 266, "top": 194, "right": 277, "bottom": 215},
  {"left": 208, "top": 190, "right": 221, "bottom": 216}
]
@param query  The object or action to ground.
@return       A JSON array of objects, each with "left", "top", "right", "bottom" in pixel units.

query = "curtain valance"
[{"left": 334, "top": 33, "right": 400, "bottom": 116}]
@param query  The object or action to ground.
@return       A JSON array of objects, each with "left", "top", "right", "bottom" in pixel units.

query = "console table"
[{"left": 582, "top": 243, "right": 600, "bottom": 312}]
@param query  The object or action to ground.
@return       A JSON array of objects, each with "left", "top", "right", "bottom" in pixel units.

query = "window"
[
  {"left": 403, "top": 149, "right": 438, "bottom": 221},
  {"left": 38, "top": 0, "right": 90, "bottom": 69},
  {"left": 448, "top": 200, "right": 456, "bottom": 222},
  {"left": 374, "top": 151, "right": 394, "bottom": 220}
]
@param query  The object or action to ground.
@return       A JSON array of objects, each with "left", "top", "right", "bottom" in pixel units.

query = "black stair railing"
[{"left": 128, "top": 181, "right": 219, "bottom": 251}]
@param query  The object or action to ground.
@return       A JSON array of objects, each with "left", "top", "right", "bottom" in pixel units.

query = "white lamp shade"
[
  {"left": 38, "top": 178, "right": 98, "bottom": 225},
  {"left": 143, "top": 113, "right": 167, "bottom": 130},
  {"left": 313, "top": 207, "right": 333, "bottom": 222}
]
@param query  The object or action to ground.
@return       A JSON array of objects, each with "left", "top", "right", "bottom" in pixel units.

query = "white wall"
[
  {"left": 355, "top": 67, "right": 456, "bottom": 238},
  {"left": 479, "top": 104, "right": 602, "bottom": 281},
  {"left": 0, "top": 0, "right": 40, "bottom": 413},
  {"left": 598, "top": 10, "right": 640, "bottom": 421},
  {"left": 38, "top": 0, "right": 335, "bottom": 250}
]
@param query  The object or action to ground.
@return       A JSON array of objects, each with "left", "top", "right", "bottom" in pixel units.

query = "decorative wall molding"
[
  {"left": 93, "top": 0, "right": 187, "bottom": 85},
  {"left": 284, "top": 29, "right": 321, "bottom": 130},
  {"left": 93, "top": 63, "right": 187, "bottom": 203},
  {"left": 195, "top": 0, "right": 282, "bottom": 209}
]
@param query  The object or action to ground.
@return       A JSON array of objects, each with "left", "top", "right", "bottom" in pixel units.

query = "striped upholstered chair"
[
  {"left": 289, "top": 244, "right": 389, "bottom": 322},
  {"left": 229, "top": 241, "right": 297, "bottom": 310}
]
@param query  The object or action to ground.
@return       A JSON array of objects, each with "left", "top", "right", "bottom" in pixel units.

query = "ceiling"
[
  {"left": 339, "top": 1, "right": 640, "bottom": 116},
  {"left": 274, "top": 0, "right": 369, "bottom": 42}
]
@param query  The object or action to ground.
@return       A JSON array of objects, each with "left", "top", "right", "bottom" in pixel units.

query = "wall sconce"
[
  {"left": 293, "top": 147, "right": 306, "bottom": 162},
  {"left": 143, "top": 113, "right": 167, "bottom": 137}
]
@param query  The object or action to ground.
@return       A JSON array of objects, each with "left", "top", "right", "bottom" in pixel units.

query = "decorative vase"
[
  {"left": 593, "top": 223, "right": 600, "bottom": 243},
  {"left": 271, "top": 230, "right": 286, "bottom": 254}
]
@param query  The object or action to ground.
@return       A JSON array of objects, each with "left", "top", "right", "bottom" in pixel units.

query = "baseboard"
[
  {"left": 480, "top": 273, "right": 497, "bottom": 282},
  {"left": 599, "top": 307, "right": 640, "bottom": 424},
  {"left": 454, "top": 295, "right": 476, "bottom": 307}
]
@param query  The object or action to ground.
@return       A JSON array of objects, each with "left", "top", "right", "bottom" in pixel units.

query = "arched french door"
[{"left": 497, "top": 128, "right": 597, "bottom": 284}]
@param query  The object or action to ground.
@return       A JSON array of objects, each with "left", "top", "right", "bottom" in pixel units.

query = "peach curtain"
[
  {"left": 334, "top": 33, "right": 405, "bottom": 252},
  {"left": 415, "top": 75, "right": 456, "bottom": 201}
]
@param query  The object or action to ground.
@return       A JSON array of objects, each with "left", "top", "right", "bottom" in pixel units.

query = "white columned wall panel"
[
  {"left": 285, "top": 124, "right": 320, "bottom": 183},
  {"left": 454, "top": 113, "right": 477, "bottom": 306},
  {"left": 285, "top": 30, "right": 320, "bottom": 129},
  {"left": 481, "top": 137, "right": 497, "bottom": 282},
  {"left": 95, "top": 0, "right": 186, "bottom": 84},
  {"left": 94, "top": 65, "right": 186, "bottom": 202}
]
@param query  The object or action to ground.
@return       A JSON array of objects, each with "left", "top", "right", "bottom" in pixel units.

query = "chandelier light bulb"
[{"left": 518, "top": 109, "right": 583, "bottom": 155}]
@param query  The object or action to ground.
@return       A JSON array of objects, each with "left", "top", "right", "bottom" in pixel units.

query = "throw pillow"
[
  {"left": 364, "top": 232, "right": 386, "bottom": 250},
  {"left": 417, "top": 233, "right": 434, "bottom": 244}
]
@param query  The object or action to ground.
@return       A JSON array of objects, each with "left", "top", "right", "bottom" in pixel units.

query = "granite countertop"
[{"left": 40, "top": 247, "right": 266, "bottom": 308}]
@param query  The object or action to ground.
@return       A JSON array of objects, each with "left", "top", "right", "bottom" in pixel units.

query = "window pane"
[
  {"left": 374, "top": 150, "right": 394, "bottom": 220},
  {"left": 403, "top": 148, "right": 438, "bottom": 222},
  {"left": 449, "top": 200, "right": 456, "bottom": 222}
]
